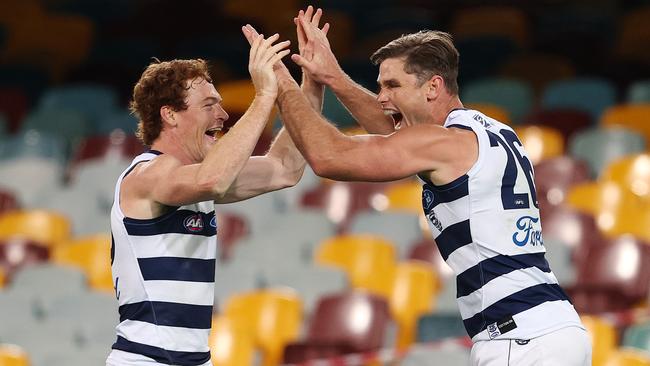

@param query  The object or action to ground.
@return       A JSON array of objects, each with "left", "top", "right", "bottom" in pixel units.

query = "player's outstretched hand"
[
  {"left": 292, "top": 5, "right": 342, "bottom": 86},
  {"left": 243, "top": 30, "right": 290, "bottom": 98}
]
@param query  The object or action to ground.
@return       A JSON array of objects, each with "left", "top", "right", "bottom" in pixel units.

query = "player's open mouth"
[
  {"left": 384, "top": 110, "right": 403, "bottom": 129},
  {"left": 204, "top": 127, "right": 222, "bottom": 141}
]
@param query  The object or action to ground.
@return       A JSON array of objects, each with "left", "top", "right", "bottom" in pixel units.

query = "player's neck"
[
  {"left": 150, "top": 133, "right": 195, "bottom": 165},
  {"left": 431, "top": 94, "right": 463, "bottom": 125}
]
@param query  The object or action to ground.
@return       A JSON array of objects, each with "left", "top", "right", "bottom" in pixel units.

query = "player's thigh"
[{"left": 536, "top": 326, "right": 591, "bottom": 366}]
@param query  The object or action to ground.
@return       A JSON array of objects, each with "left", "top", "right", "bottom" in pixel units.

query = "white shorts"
[{"left": 470, "top": 326, "right": 592, "bottom": 366}]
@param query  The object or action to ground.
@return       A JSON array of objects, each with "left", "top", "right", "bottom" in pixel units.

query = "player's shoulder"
[{"left": 124, "top": 153, "right": 182, "bottom": 186}]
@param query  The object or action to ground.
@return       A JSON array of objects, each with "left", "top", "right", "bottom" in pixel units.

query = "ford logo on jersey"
[
  {"left": 183, "top": 214, "right": 204, "bottom": 232},
  {"left": 209, "top": 215, "right": 217, "bottom": 228},
  {"left": 512, "top": 216, "right": 543, "bottom": 247}
]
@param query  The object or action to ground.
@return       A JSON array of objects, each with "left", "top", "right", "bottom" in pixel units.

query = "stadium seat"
[
  {"left": 0, "top": 343, "right": 30, "bottom": 366},
  {"left": 0, "top": 157, "right": 63, "bottom": 208},
  {"left": 601, "top": 154, "right": 650, "bottom": 201},
  {"left": 623, "top": 320, "right": 650, "bottom": 353},
  {"left": 381, "top": 180, "right": 422, "bottom": 214},
  {"left": 568, "top": 127, "right": 646, "bottom": 178},
  {"left": 463, "top": 78, "right": 534, "bottom": 123},
  {"left": 19, "top": 108, "right": 90, "bottom": 157},
  {"left": 0, "top": 130, "right": 66, "bottom": 163},
  {"left": 600, "top": 104, "right": 650, "bottom": 145},
  {"left": 541, "top": 78, "right": 617, "bottom": 120},
  {"left": 315, "top": 234, "right": 397, "bottom": 297},
  {"left": 535, "top": 156, "right": 591, "bottom": 214},
  {"left": 216, "top": 212, "right": 249, "bottom": 260},
  {"left": 282, "top": 290, "right": 391, "bottom": 363},
  {"left": 455, "top": 37, "right": 519, "bottom": 85},
  {"left": 300, "top": 180, "right": 394, "bottom": 232},
  {"left": 321, "top": 87, "right": 356, "bottom": 127},
  {"left": 0, "top": 210, "right": 71, "bottom": 247},
  {"left": 0, "top": 188, "right": 19, "bottom": 214},
  {"left": 604, "top": 349, "right": 650, "bottom": 366},
  {"left": 0, "top": 88, "right": 28, "bottom": 132},
  {"left": 263, "top": 266, "right": 348, "bottom": 315},
  {"left": 51, "top": 233, "right": 112, "bottom": 292},
  {"left": 213, "top": 263, "right": 260, "bottom": 311},
  {"left": 0, "top": 267, "right": 5, "bottom": 288},
  {"left": 571, "top": 236, "right": 650, "bottom": 313},
  {"left": 615, "top": 6, "right": 650, "bottom": 64},
  {"left": 581, "top": 315, "right": 617, "bottom": 366},
  {"left": 540, "top": 207, "right": 605, "bottom": 268},
  {"left": 349, "top": 211, "right": 424, "bottom": 257},
  {"left": 223, "top": 288, "right": 302, "bottom": 366},
  {"left": 415, "top": 312, "right": 468, "bottom": 343},
  {"left": 465, "top": 103, "right": 512, "bottom": 125},
  {"left": 513, "top": 125, "right": 564, "bottom": 165},
  {"left": 37, "top": 84, "right": 118, "bottom": 124},
  {"left": 0, "top": 238, "right": 50, "bottom": 278},
  {"left": 209, "top": 315, "right": 255, "bottom": 366},
  {"left": 627, "top": 80, "right": 650, "bottom": 103},
  {"left": 68, "top": 131, "right": 144, "bottom": 172},
  {"left": 95, "top": 109, "right": 139, "bottom": 135},
  {"left": 215, "top": 79, "right": 256, "bottom": 116},
  {"left": 389, "top": 261, "right": 437, "bottom": 349},
  {"left": 566, "top": 181, "right": 646, "bottom": 237},
  {"left": 500, "top": 53, "right": 575, "bottom": 95},
  {"left": 450, "top": 6, "right": 530, "bottom": 47},
  {"left": 523, "top": 108, "right": 593, "bottom": 143}
]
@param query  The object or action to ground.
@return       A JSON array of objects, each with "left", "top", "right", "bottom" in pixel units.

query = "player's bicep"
[{"left": 321, "top": 129, "right": 446, "bottom": 181}]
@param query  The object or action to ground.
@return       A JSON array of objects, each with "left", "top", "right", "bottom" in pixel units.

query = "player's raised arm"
[{"left": 291, "top": 6, "right": 395, "bottom": 135}]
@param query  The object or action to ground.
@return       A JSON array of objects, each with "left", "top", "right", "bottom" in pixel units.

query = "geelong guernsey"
[
  {"left": 108, "top": 150, "right": 217, "bottom": 366},
  {"left": 420, "top": 109, "right": 583, "bottom": 342}
]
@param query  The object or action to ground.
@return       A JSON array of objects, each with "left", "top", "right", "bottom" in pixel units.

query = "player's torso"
[{"left": 420, "top": 109, "right": 582, "bottom": 342}]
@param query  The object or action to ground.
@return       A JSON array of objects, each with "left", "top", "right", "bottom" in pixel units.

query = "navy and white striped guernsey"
[
  {"left": 420, "top": 109, "right": 584, "bottom": 342},
  {"left": 107, "top": 150, "right": 217, "bottom": 366}
]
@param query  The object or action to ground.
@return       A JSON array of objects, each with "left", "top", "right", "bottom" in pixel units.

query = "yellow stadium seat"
[
  {"left": 513, "top": 125, "right": 564, "bottom": 165},
  {"left": 0, "top": 210, "right": 71, "bottom": 247},
  {"left": 209, "top": 315, "right": 255, "bottom": 366},
  {"left": 315, "top": 234, "right": 397, "bottom": 297},
  {"left": 51, "top": 234, "right": 113, "bottom": 292},
  {"left": 582, "top": 315, "right": 617, "bottom": 366},
  {"left": 223, "top": 288, "right": 302, "bottom": 366},
  {"left": 0, "top": 343, "right": 30, "bottom": 366},
  {"left": 216, "top": 79, "right": 257, "bottom": 116},
  {"left": 389, "top": 261, "right": 438, "bottom": 349},
  {"left": 605, "top": 349, "right": 650, "bottom": 366},
  {"left": 466, "top": 103, "right": 512, "bottom": 125},
  {"left": 383, "top": 181, "right": 422, "bottom": 214},
  {"left": 601, "top": 104, "right": 650, "bottom": 147},
  {"left": 602, "top": 154, "right": 650, "bottom": 200},
  {"left": 566, "top": 181, "right": 649, "bottom": 238},
  {"left": 0, "top": 267, "right": 5, "bottom": 288}
]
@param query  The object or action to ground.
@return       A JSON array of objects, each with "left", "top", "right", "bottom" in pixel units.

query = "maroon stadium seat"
[
  {"left": 216, "top": 212, "right": 249, "bottom": 261},
  {"left": 524, "top": 108, "right": 593, "bottom": 143},
  {"left": 569, "top": 236, "right": 650, "bottom": 313},
  {"left": 282, "top": 291, "right": 390, "bottom": 363},
  {"left": 535, "top": 155, "right": 591, "bottom": 214},
  {"left": 0, "top": 238, "right": 50, "bottom": 281}
]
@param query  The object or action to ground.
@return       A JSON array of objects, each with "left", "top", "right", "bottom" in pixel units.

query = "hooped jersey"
[
  {"left": 420, "top": 109, "right": 583, "bottom": 342},
  {"left": 108, "top": 150, "right": 216, "bottom": 366}
]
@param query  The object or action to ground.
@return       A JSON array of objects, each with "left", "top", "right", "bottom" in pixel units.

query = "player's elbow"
[
  {"left": 196, "top": 175, "right": 231, "bottom": 199},
  {"left": 308, "top": 155, "right": 338, "bottom": 179}
]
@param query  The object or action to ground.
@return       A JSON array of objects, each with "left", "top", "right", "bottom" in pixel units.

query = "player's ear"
[
  {"left": 160, "top": 106, "right": 177, "bottom": 127},
  {"left": 425, "top": 75, "right": 444, "bottom": 101}
]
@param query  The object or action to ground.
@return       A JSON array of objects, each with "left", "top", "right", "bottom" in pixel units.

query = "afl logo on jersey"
[
  {"left": 423, "top": 189, "right": 435, "bottom": 209},
  {"left": 183, "top": 214, "right": 204, "bottom": 232}
]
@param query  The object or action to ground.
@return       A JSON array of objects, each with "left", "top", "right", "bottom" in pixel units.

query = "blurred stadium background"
[{"left": 0, "top": 0, "right": 650, "bottom": 365}]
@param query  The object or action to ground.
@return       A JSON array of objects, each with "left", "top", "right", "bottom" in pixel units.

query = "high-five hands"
[
  {"left": 292, "top": 6, "right": 343, "bottom": 86},
  {"left": 242, "top": 29, "right": 291, "bottom": 98}
]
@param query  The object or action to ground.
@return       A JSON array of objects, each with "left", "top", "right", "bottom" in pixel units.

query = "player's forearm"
[
  {"left": 197, "top": 95, "right": 275, "bottom": 196},
  {"left": 328, "top": 73, "right": 395, "bottom": 135},
  {"left": 277, "top": 79, "right": 342, "bottom": 170}
]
